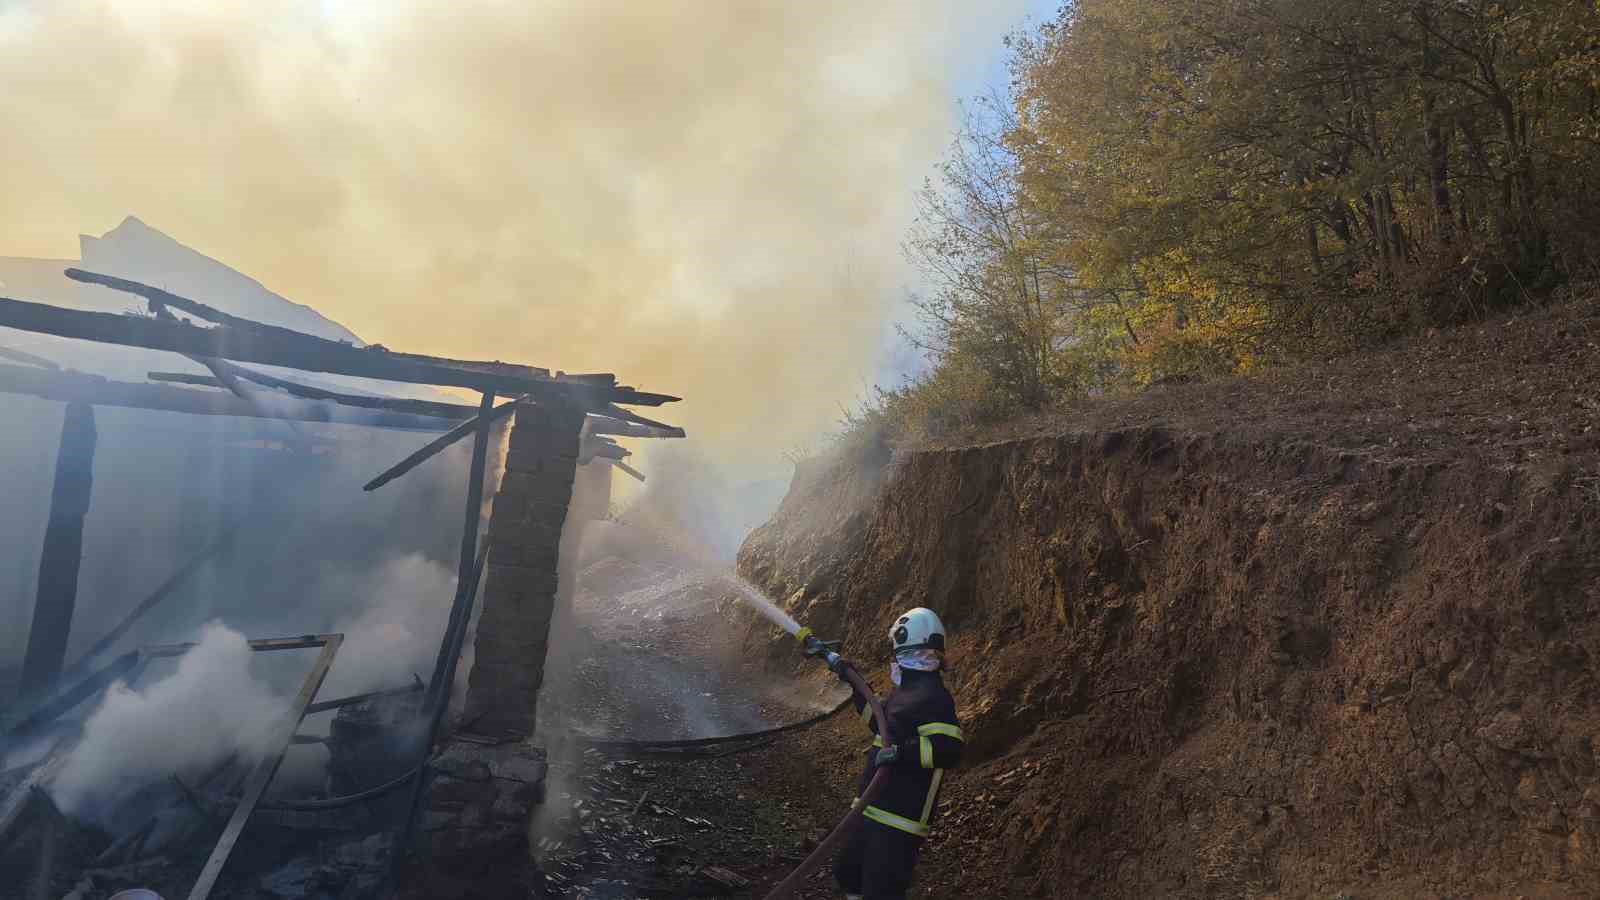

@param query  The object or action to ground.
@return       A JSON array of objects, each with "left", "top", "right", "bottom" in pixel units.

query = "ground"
[
  {"left": 728, "top": 293, "right": 1600, "bottom": 898},
  {"left": 126, "top": 292, "right": 1600, "bottom": 898}
]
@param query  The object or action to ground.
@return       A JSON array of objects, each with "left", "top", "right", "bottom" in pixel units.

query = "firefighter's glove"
[{"left": 873, "top": 744, "right": 900, "bottom": 767}]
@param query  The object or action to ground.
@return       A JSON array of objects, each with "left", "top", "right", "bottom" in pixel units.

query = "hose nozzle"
[{"left": 795, "top": 627, "right": 842, "bottom": 671}]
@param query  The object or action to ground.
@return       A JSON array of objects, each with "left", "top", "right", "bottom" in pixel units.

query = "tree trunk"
[{"left": 1422, "top": 92, "right": 1454, "bottom": 242}]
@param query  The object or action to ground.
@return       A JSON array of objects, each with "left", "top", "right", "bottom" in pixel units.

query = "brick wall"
[{"left": 462, "top": 400, "right": 585, "bottom": 738}]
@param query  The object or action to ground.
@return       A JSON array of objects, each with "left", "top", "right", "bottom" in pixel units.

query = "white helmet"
[{"left": 889, "top": 607, "right": 946, "bottom": 654}]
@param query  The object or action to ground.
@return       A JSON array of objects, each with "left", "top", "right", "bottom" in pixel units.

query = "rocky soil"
[{"left": 736, "top": 293, "right": 1600, "bottom": 898}]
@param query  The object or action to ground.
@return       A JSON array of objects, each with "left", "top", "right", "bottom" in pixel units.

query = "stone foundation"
[{"left": 419, "top": 738, "right": 548, "bottom": 857}]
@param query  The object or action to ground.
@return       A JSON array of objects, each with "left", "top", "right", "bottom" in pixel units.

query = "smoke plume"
[
  {"left": 0, "top": 0, "right": 1029, "bottom": 462},
  {"left": 50, "top": 622, "right": 289, "bottom": 821}
]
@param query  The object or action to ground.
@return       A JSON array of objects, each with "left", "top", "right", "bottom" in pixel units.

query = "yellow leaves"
[{"left": 901, "top": 0, "right": 1600, "bottom": 431}]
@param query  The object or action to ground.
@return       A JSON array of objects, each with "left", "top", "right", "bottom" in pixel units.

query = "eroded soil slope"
[{"left": 737, "top": 296, "right": 1600, "bottom": 897}]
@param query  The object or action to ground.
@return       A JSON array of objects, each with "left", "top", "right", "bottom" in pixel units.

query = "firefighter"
[{"left": 833, "top": 607, "right": 963, "bottom": 900}]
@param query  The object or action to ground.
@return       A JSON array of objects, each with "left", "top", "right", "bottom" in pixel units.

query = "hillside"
[{"left": 734, "top": 293, "right": 1600, "bottom": 897}]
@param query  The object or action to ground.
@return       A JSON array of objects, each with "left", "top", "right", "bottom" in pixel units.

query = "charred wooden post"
[
  {"left": 463, "top": 400, "right": 586, "bottom": 737},
  {"left": 18, "top": 402, "right": 96, "bottom": 697}
]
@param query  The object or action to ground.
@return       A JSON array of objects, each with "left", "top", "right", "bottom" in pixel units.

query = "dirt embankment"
[{"left": 736, "top": 296, "right": 1600, "bottom": 898}]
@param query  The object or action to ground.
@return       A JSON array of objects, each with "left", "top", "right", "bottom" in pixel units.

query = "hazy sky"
[{"left": 0, "top": 1, "right": 1044, "bottom": 466}]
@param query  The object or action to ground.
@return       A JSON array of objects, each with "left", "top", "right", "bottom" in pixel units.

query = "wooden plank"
[
  {"left": 0, "top": 362, "right": 456, "bottom": 431},
  {"left": 303, "top": 676, "right": 423, "bottom": 715},
  {"left": 614, "top": 460, "right": 647, "bottom": 482},
  {"left": 19, "top": 403, "right": 96, "bottom": 697},
  {"left": 187, "top": 634, "right": 343, "bottom": 900},
  {"left": 363, "top": 395, "right": 521, "bottom": 492}
]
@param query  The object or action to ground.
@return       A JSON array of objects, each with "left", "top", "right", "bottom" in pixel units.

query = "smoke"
[
  {"left": 0, "top": 0, "right": 1030, "bottom": 463},
  {"left": 613, "top": 445, "right": 789, "bottom": 565},
  {"left": 50, "top": 622, "right": 289, "bottom": 822},
  {"left": 316, "top": 552, "right": 457, "bottom": 701}
]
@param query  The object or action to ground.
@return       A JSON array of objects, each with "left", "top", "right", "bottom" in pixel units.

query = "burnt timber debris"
[
  {"left": 0, "top": 266, "right": 684, "bottom": 898},
  {"left": 3, "top": 635, "right": 348, "bottom": 900}
]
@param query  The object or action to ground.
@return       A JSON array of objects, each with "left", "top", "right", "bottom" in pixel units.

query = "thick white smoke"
[
  {"left": 50, "top": 622, "right": 290, "bottom": 821},
  {"left": 318, "top": 553, "right": 458, "bottom": 701}
]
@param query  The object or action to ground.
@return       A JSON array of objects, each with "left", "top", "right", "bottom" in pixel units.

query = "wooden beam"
[
  {"left": 0, "top": 292, "right": 636, "bottom": 406},
  {"left": 303, "top": 676, "right": 423, "bottom": 715},
  {"left": 67, "top": 267, "right": 572, "bottom": 384},
  {"left": 614, "top": 460, "right": 647, "bottom": 482},
  {"left": 587, "top": 413, "right": 685, "bottom": 439},
  {"left": 0, "top": 344, "right": 59, "bottom": 370},
  {"left": 19, "top": 403, "right": 96, "bottom": 697},
  {"left": 185, "top": 346, "right": 312, "bottom": 450},
  {"left": 149, "top": 368, "right": 480, "bottom": 420},
  {"left": 587, "top": 439, "right": 629, "bottom": 461},
  {"left": 0, "top": 362, "right": 456, "bottom": 431},
  {"left": 148, "top": 371, "right": 226, "bottom": 388},
  {"left": 363, "top": 396, "right": 521, "bottom": 491},
  {"left": 606, "top": 403, "right": 687, "bottom": 436},
  {"left": 55, "top": 269, "right": 695, "bottom": 406},
  {"left": 153, "top": 372, "right": 686, "bottom": 440}
]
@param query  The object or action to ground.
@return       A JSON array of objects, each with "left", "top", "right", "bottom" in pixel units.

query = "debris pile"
[{"left": 0, "top": 668, "right": 440, "bottom": 898}]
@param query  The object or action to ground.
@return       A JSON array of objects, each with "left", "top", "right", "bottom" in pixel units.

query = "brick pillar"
[{"left": 464, "top": 400, "right": 584, "bottom": 738}]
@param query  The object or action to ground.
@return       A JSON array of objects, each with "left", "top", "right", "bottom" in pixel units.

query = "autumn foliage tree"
[{"left": 886, "top": 0, "right": 1600, "bottom": 439}]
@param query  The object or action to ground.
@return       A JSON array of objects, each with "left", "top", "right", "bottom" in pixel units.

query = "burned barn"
[{"left": 0, "top": 240, "right": 683, "bottom": 898}]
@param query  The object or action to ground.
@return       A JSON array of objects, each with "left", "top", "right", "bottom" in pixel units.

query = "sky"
[{"left": 0, "top": 0, "right": 1056, "bottom": 472}]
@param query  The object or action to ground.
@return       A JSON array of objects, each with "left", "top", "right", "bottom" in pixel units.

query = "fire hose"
[
  {"left": 258, "top": 623, "right": 890, "bottom": 898},
  {"left": 760, "top": 627, "right": 893, "bottom": 900}
]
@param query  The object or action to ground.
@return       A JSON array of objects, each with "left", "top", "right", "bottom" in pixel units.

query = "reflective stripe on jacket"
[{"left": 849, "top": 668, "right": 963, "bottom": 837}]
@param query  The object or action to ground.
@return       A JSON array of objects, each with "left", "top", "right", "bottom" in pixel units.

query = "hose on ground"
[
  {"left": 574, "top": 696, "right": 853, "bottom": 754},
  {"left": 260, "top": 699, "right": 855, "bottom": 811},
  {"left": 257, "top": 766, "right": 422, "bottom": 812},
  {"left": 762, "top": 661, "right": 890, "bottom": 900}
]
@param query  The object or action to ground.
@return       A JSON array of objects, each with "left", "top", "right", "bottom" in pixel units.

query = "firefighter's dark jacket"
[{"left": 848, "top": 667, "right": 963, "bottom": 837}]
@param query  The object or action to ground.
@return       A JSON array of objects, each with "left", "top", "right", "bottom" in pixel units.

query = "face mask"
[{"left": 890, "top": 649, "right": 941, "bottom": 686}]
